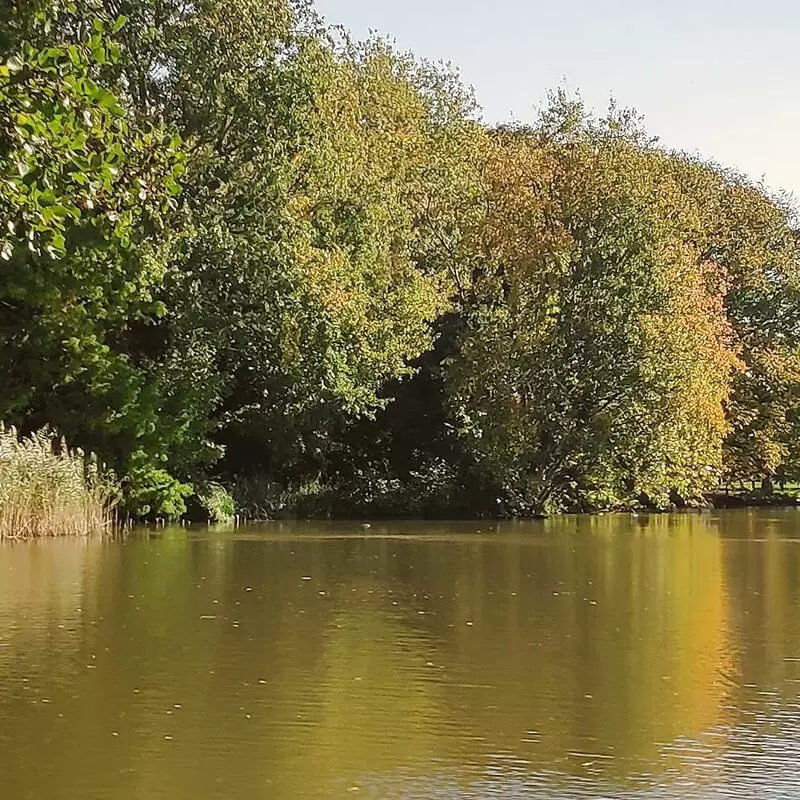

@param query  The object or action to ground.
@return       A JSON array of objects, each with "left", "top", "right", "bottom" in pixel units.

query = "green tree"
[
  {"left": 2, "top": 0, "right": 484, "bottom": 515},
  {"left": 0, "top": 6, "right": 189, "bottom": 515},
  {"left": 87, "top": 0, "right": 484, "bottom": 490}
]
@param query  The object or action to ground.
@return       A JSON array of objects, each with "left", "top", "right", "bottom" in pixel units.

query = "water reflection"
[{"left": 0, "top": 511, "right": 799, "bottom": 798}]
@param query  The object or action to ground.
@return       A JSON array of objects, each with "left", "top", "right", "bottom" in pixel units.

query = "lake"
[{"left": 1, "top": 510, "right": 799, "bottom": 798}]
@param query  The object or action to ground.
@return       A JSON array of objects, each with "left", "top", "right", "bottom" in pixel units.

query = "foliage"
[
  {"left": 151, "top": 10, "right": 484, "bottom": 483},
  {"left": 122, "top": 454, "right": 192, "bottom": 519},
  {"left": 444, "top": 102, "right": 740, "bottom": 514},
  {"left": 0, "top": 4, "right": 189, "bottom": 513},
  {"left": 197, "top": 482, "right": 236, "bottom": 524},
  {"left": 724, "top": 347, "right": 800, "bottom": 483},
  {"left": 2, "top": 4, "right": 800, "bottom": 520},
  {"left": 682, "top": 168, "right": 800, "bottom": 486},
  {"left": 0, "top": 422, "right": 114, "bottom": 537},
  {"left": 18, "top": 0, "right": 483, "bottom": 502}
]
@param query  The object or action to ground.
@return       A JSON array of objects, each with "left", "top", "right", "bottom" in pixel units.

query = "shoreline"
[{"left": 3, "top": 496, "right": 798, "bottom": 541}]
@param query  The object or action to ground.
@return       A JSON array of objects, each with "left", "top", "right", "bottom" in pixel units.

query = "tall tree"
[
  {"left": 3, "top": 0, "right": 485, "bottom": 511},
  {"left": 445, "top": 99, "right": 739, "bottom": 514},
  {"left": 671, "top": 162, "right": 800, "bottom": 487},
  {"left": 0, "top": 4, "right": 188, "bottom": 514}
]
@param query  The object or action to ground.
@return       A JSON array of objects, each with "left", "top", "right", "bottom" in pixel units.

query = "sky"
[{"left": 314, "top": 0, "right": 800, "bottom": 204}]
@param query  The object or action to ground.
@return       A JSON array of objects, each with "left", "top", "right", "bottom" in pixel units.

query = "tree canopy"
[{"left": 2, "top": 4, "right": 798, "bottom": 518}]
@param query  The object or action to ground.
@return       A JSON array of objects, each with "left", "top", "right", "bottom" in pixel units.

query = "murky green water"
[{"left": 1, "top": 511, "right": 800, "bottom": 798}]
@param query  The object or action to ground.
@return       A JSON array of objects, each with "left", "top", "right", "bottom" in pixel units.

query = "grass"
[{"left": 0, "top": 423, "right": 116, "bottom": 539}]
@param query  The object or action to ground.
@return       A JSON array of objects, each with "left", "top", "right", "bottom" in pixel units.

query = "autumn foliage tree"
[
  {"left": 444, "top": 98, "right": 741, "bottom": 514},
  {"left": 3, "top": 3, "right": 800, "bottom": 519}
]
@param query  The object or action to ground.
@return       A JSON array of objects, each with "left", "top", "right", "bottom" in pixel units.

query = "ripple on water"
[{"left": 1, "top": 516, "right": 800, "bottom": 798}]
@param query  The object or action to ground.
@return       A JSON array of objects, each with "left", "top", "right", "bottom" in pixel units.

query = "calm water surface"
[{"left": 1, "top": 511, "right": 800, "bottom": 799}]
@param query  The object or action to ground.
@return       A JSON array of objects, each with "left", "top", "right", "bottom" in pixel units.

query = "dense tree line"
[{"left": 2, "top": 0, "right": 799, "bottom": 518}]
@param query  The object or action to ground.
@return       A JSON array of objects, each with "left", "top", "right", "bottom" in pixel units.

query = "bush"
[
  {"left": 197, "top": 482, "right": 236, "bottom": 524},
  {"left": 123, "top": 455, "right": 193, "bottom": 520}
]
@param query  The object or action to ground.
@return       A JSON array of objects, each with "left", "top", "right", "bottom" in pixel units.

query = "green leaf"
[{"left": 96, "top": 89, "right": 119, "bottom": 110}]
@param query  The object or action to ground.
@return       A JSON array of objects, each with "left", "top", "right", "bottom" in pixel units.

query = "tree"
[
  {"left": 6, "top": 2, "right": 798, "bottom": 520},
  {"left": 1, "top": 0, "right": 485, "bottom": 514},
  {"left": 0, "top": 6, "right": 189, "bottom": 515},
  {"left": 445, "top": 100, "right": 739, "bottom": 514},
  {"left": 88, "top": 0, "right": 485, "bottom": 490}
]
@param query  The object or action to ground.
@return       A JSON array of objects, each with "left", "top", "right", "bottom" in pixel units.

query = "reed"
[{"left": 0, "top": 424, "right": 116, "bottom": 539}]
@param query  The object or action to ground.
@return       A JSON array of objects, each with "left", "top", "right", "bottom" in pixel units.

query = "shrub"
[{"left": 197, "top": 482, "right": 236, "bottom": 524}]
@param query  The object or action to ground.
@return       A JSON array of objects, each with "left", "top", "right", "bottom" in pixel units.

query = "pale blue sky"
[{"left": 315, "top": 0, "right": 800, "bottom": 204}]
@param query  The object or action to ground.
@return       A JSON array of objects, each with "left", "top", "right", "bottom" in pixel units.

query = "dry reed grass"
[{"left": 0, "top": 424, "right": 116, "bottom": 539}]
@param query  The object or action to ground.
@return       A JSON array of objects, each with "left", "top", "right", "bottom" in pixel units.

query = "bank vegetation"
[
  {"left": 0, "top": 424, "right": 112, "bottom": 537},
  {"left": 2, "top": 0, "right": 799, "bottom": 530}
]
